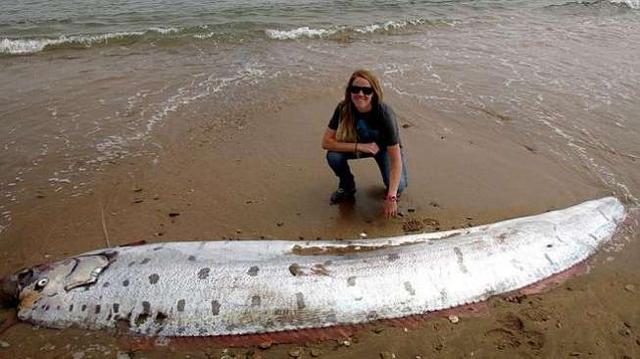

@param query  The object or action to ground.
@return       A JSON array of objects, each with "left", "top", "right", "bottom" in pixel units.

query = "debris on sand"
[
  {"left": 448, "top": 315, "right": 460, "bottom": 324},
  {"left": 402, "top": 219, "right": 423, "bottom": 232}
]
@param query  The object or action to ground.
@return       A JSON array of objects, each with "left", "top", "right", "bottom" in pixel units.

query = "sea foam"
[
  {"left": 264, "top": 27, "right": 338, "bottom": 40},
  {"left": 610, "top": 0, "right": 640, "bottom": 9}
]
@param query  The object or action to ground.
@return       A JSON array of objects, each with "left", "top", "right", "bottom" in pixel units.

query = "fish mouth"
[{"left": 0, "top": 274, "right": 19, "bottom": 308}]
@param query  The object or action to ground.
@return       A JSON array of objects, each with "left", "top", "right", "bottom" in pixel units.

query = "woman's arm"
[
  {"left": 383, "top": 144, "right": 402, "bottom": 218},
  {"left": 322, "top": 128, "right": 379, "bottom": 154}
]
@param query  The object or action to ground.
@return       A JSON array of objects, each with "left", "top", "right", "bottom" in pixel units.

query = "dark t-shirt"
[{"left": 328, "top": 102, "right": 401, "bottom": 147}]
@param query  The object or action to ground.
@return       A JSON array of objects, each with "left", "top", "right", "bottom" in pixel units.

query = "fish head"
[{"left": 3, "top": 253, "right": 114, "bottom": 311}]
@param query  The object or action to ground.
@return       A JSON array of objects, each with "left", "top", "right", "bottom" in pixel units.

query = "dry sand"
[{"left": 0, "top": 92, "right": 638, "bottom": 358}]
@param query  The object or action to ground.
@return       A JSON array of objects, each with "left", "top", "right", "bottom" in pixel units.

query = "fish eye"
[{"left": 35, "top": 278, "right": 49, "bottom": 289}]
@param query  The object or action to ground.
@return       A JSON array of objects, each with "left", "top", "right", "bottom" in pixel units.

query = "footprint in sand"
[{"left": 484, "top": 312, "right": 545, "bottom": 351}]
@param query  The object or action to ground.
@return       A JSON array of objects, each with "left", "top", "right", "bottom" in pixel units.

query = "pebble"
[
  {"left": 0, "top": 341, "right": 10, "bottom": 349},
  {"left": 448, "top": 315, "right": 460, "bottom": 324},
  {"left": 624, "top": 284, "right": 636, "bottom": 293},
  {"left": 341, "top": 340, "right": 351, "bottom": 347},
  {"left": 310, "top": 348, "right": 322, "bottom": 357},
  {"left": 41, "top": 343, "right": 56, "bottom": 351},
  {"left": 359, "top": 232, "right": 368, "bottom": 239},
  {"left": 277, "top": 222, "right": 284, "bottom": 227},
  {"left": 288, "top": 348, "right": 302, "bottom": 357},
  {"left": 380, "top": 352, "right": 396, "bottom": 359},
  {"left": 373, "top": 327, "right": 385, "bottom": 334}
]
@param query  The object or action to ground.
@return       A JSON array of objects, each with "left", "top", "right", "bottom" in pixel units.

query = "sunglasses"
[{"left": 349, "top": 85, "right": 374, "bottom": 95}]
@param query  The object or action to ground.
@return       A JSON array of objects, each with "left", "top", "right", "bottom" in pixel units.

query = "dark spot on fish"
[
  {"left": 453, "top": 247, "right": 468, "bottom": 273},
  {"left": 142, "top": 301, "right": 151, "bottom": 314},
  {"left": 102, "top": 282, "right": 110, "bottom": 288},
  {"left": 327, "top": 313, "right": 337, "bottom": 322},
  {"left": 95, "top": 304, "right": 101, "bottom": 314},
  {"left": 440, "top": 289, "right": 448, "bottom": 302},
  {"left": 211, "top": 300, "right": 221, "bottom": 315},
  {"left": 135, "top": 313, "right": 150, "bottom": 326},
  {"left": 296, "top": 292, "right": 306, "bottom": 310},
  {"left": 546, "top": 244, "right": 553, "bottom": 248},
  {"left": 289, "top": 263, "right": 303, "bottom": 276},
  {"left": 324, "top": 260, "right": 333, "bottom": 266},
  {"left": 404, "top": 281, "right": 416, "bottom": 296},
  {"left": 347, "top": 276, "right": 356, "bottom": 286},
  {"left": 177, "top": 299, "right": 186, "bottom": 312},
  {"left": 44, "top": 305, "right": 49, "bottom": 311},
  {"left": 247, "top": 266, "right": 259, "bottom": 276},
  {"left": 198, "top": 267, "right": 210, "bottom": 279},
  {"left": 388, "top": 253, "right": 400, "bottom": 262},
  {"left": 81, "top": 304, "right": 87, "bottom": 312},
  {"left": 69, "top": 304, "right": 74, "bottom": 312},
  {"left": 544, "top": 254, "right": 554, "bottom": 265},
  {"left": 355, "top": 297, "right": 363, "bottom": 301},
  {"left": 56, "top": 305, "right": 60, "bottom": 310},
  {"left": 140, "top": 258, "right": 151, "bottom": 265},
  {"left": 148, "top": 273, "right": 160, "bottom": 284},
  {"left": 153, "top": 246, "right": 163, "bottom": 251},
  {"left": 251, "top": 295, "right": 261, "bottom": 307},
  {"left": 113, "top": 303, "right": 120, "bottom": 313},
  {"left": 123, "top": 279, "right": 130, "bottom": 287},
  {"left": 188, "top": 255, "right": 196, "bottom": 261},
  {"left": 155, "top": 311, "right": 168, "bottom": 325},
  {"left": 128, "top": 261, "right": 136, "bottom": 267}
]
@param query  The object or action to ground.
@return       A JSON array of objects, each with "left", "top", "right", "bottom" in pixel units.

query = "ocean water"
[{"left": 0, "top": 0, "right": 639, "bottom": 233}]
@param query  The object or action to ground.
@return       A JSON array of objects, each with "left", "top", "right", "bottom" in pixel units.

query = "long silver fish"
[{"left": 0, "top": 197, "right": 625, "bottom": 337}]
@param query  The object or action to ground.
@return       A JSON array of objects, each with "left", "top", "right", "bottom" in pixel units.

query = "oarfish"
[{"left": 0, "top": 197, "right": 625, "bottom": 337}]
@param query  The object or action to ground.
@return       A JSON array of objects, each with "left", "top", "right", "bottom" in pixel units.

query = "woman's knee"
[{"left": 326, "top": 151, "right": 347, "bottom": 168}]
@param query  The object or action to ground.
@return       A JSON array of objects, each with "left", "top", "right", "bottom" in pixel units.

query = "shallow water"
[{"left": 1, "top": 0, "right": 639, "bottom": 234}]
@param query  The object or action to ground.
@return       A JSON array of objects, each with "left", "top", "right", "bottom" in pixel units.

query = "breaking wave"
[
  {"left": 0, "top": 18, "right": 438, "bottom": 55},
  {"left": 0, "top": 27, "right": 178, "bottom": 55},
  {"left": 265, "top": 19, "right": 432, "bottom": 40}
]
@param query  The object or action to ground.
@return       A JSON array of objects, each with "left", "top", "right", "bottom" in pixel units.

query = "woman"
[{"left": 322, "top": 69, "right": 408, "bottom": 218}]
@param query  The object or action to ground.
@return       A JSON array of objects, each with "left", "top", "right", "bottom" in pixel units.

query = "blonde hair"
[{"left": 335, "top": 69, "right": 384, "bottom": 142}]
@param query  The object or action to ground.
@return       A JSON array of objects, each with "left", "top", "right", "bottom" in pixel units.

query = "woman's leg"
[
  {"left": 374, "top": 148, "right": 408, "bottom": 194},
  {"left": 326, "top": 151, "right": 357, "bottom": 191}
]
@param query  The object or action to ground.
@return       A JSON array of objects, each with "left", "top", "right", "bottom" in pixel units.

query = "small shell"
[{"left": 448, "top": 315, "right": 459, "bottom": 324}]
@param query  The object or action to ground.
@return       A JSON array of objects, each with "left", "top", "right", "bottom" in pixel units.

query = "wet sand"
[{"left": 0, "top": 92, "right": 639, "bottom": 358}]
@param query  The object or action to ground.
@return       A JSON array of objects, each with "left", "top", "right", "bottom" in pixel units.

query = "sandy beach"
[
  {"left": 1, "top": 87, "right": 639, "bottom": 358},
  {"left": 2, "top": 1, "right": 640, "bottom": 356}
]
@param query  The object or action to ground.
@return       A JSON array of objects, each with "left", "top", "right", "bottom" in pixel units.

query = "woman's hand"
[
  {"left": 383, "top": 196, "right": 398, "bottom": 218},
  {"left": 358, "top": 142, "right": 380, "bottom": 155}
]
